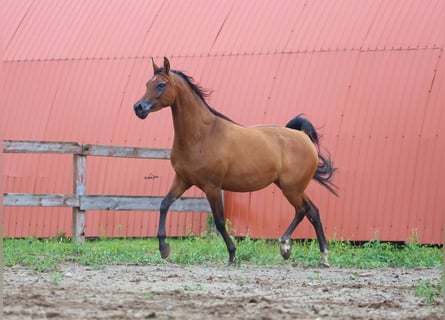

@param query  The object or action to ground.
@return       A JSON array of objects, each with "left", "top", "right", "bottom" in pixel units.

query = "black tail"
[{"left": 286, "top": 114, "right": 338, "bottom": 196}]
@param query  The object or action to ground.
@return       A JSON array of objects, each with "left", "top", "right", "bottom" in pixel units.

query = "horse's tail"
[{"left": 286, "top": 114, "right": 338, "bottom": 196}]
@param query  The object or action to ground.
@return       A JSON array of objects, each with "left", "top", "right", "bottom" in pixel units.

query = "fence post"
[{"left": 73, "top": 154, "right": 86, "bottom": 243}]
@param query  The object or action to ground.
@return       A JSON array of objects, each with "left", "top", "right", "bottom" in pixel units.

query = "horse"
[{"left": 134, "top": 57, "right": 337, "bottom": 267}]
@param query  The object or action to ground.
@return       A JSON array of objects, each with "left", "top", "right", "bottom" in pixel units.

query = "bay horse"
[{"left": 134, "top": 57, "right": 337, "bottom": 267}]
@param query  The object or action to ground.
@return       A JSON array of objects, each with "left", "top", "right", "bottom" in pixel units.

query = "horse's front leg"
[
  {"left": 206, "top": 188, "right": 236, "bottom": 264},
  {"left": 158, "top": 175, "right": 190, "bottom": 259}
]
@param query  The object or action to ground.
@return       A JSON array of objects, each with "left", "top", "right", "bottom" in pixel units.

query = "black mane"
[{"left": 155, "top": 68, "right": 237, "bottom": 124}]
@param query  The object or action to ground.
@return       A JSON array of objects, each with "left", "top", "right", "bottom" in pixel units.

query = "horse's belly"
[
  {"left": 221, "top": 163, "right": 278, "bottom": 192},
  {"left": 222, "top": 179, "right": 273, "bottom": 192}
]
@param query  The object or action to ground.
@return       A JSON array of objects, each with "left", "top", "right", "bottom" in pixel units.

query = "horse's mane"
[{"left": 155, "top": 68, "right": 237, "bottom": 124}]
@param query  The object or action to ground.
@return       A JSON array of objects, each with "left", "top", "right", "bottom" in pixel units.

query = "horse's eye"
[{"left": 157, "top": 82, "right": 166, "bottom": 90}]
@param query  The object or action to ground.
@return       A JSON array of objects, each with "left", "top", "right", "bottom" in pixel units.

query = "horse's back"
[{"left": 250, "top": 125, "right": 317, "bottom": 159}]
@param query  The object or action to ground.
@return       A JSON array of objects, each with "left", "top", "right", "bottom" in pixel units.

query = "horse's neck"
[{"left": 171, "top": 86, "right": 216, "bottom": 148}]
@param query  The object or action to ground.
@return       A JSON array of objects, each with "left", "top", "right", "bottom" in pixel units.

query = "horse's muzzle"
[{"left": 134, "top": 101, "right": 154, "bottom": 119}]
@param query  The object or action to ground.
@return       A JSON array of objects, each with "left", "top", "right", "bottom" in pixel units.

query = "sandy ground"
[{"left": 3, "top": 263, "right": 443, "bottom": 319}]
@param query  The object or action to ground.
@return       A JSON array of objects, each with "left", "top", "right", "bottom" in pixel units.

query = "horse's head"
[{"left": 134, "top": 57, "right": 176, "bottom": 119}]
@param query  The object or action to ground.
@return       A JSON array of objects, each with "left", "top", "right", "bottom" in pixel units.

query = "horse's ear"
[
  {"left": 163, "top": 57, "right": 170, "bottom": 74},
  {"left": 152, "top": 57, "right": 159, "bottom": 73}
]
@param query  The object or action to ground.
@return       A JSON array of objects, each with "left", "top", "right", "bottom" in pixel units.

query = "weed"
[
  {"left": 182, "top": 284, "right": 204, "bottom": 292},
  {"left": 415, "top": 279, "right": 443, "bottom": 304},
  {"left": 351, "top": 271, "right": 360, "bottom": 281},
  {"left": 143, "top": 291, "right": 160, "bottom": 298},
  {"left": 50, "top": 272, "right": 64, "bottom": 285},
  {"left": 225, "top": 219, "right": 236, "bottom": 235},
  {"left": 55, "top": 231, "right": 70, "bottom": 242},
  {"left": 307, "top": 271, "right": 322, "bottom": 280},
  {"left": 206, "top": 214, "right": 217, "bottom": 237}
]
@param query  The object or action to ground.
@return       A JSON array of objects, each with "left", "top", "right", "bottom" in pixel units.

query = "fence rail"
[{"left": 2, "top": 140, "right": 212, "bottom": 242}]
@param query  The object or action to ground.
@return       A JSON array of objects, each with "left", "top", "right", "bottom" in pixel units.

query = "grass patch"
[
  {"left": 143, "top": 291, "right": 160, "bottom": 298},
  {"left": 415, "top": 279, "right": 443, "bottom": 304},
  {"left": 327, "top": 240, "right": 443, "bottom": 268},
  {"left": 3, "top": 237, "right": 443, "bottom": 272}
]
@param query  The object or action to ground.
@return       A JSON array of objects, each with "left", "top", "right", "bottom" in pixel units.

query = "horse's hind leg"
[
  {"left": 278, "top": 196, "right": 309, "bottom": 260},
  {"left": 279, "top": 192, "right": 330, "bottom": 267},
  {"left": 304, "top": 197, "right": 330, "bottom": 267}
]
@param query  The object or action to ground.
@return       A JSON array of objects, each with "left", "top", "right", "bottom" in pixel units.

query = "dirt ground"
[{"left": 4, "top": 263, "right": 443, "bottom": 320}]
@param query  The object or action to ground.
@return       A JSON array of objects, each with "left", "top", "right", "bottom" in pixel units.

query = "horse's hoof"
[
  {"left": 279, "top": 238, "right": 292, "bottom": 260},
  {"left": 228, "top": 252, "right": 236, "bottom": 266},
  {"left": 160, "top": 243, "right": 170, "bottom": 259},
  {"left": 318, "top": 251, "right": 330, "bottom": 268}
]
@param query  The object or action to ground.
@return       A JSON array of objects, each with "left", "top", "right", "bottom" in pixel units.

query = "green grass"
[
  {"left": 3, "top": 236, "right": 443, "bottom": 272},
  {"left": 415, "top": 278, "right": 443, "bottom": 304}
]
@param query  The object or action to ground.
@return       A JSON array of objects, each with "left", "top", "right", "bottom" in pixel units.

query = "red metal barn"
[{"left": 1, "top": 1, "right": 443, "bottom": 243}]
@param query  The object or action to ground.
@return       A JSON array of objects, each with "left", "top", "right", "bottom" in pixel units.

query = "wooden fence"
[{"left": 2, "top": 140, "right": 212, "bottom": 242}]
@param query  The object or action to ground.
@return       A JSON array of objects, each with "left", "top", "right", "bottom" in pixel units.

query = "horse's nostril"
[{"left": 134, "top": 103, "right": 143, "bottom": 112}]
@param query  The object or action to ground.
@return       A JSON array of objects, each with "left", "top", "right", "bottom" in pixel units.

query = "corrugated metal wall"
[{"left": 1, "top": 0, "right": 443, "bottom": 243}]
